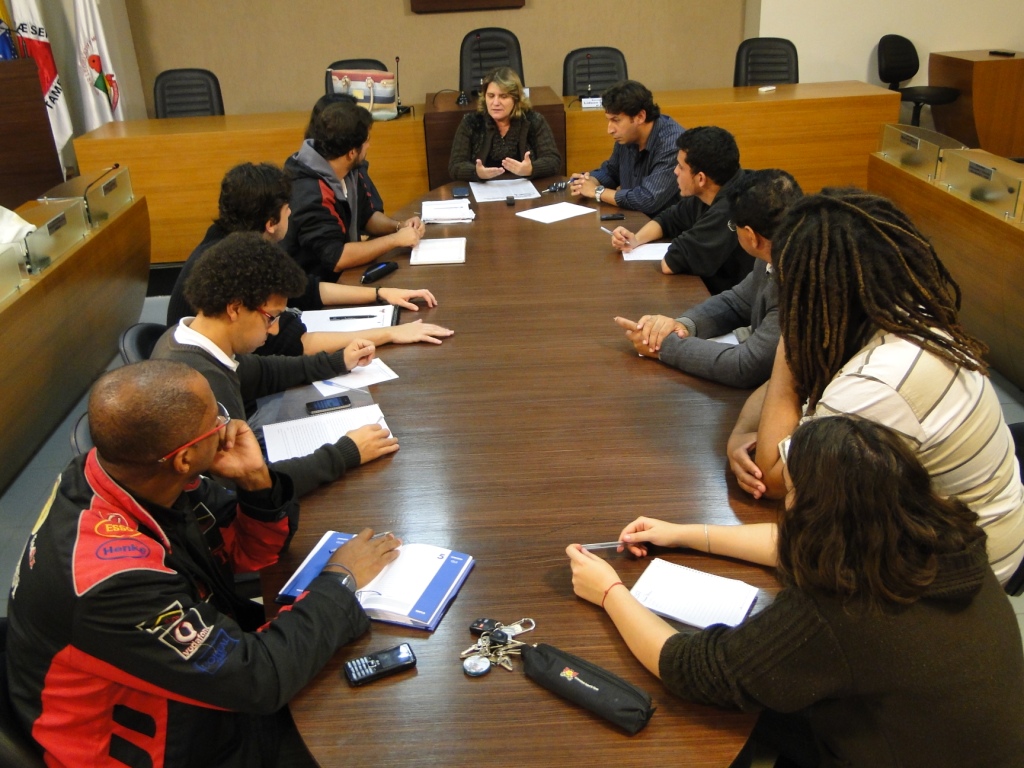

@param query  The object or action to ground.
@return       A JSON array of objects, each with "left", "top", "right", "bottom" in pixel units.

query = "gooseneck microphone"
[
  {"left": 394, "top": 56, "right": 410, "bottom": 116},
  {"left": 586, "top": 53, "right": 593, "bottom": 97},
  {"left": 476, "top": 33, "right": 484, "bottom": 96}
]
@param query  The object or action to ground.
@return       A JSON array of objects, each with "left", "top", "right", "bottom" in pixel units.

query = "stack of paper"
[
  {"left": 469, "top": 178, "right": 541, "bottom": 203},
  {"left": 411, "top": 237, "right": 466, "bottom": 265},
  {"left": 422, "top": 199, "right": 475, "bottom": 223},
  {"left": 629, "top": 558, "right": 758, "bottom": 628}
]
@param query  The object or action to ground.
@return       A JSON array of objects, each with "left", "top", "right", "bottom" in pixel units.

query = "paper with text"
[
  {"left": 630, "top": 558, "right": 758, "bottom": 628},
  {"left": 300, "top": 306, "right": 395, "bottom": 333},
  {"left": 622, "top": 242, "right": 670, "bottom": 261},
  {"left": 264, "top": 404, "right": 391, "bottom": 462},
  {"left": 422, "top": 199, "right": 475, "bottom": 223},
  {"left": 312, "top": 359, "right": 398, "bottom": 396},
  {"left": 411, "top": 237, "right": 466, "bottom": 265},
  {"left": 470, "top": 178, "right": 541, "bottom": 203}
]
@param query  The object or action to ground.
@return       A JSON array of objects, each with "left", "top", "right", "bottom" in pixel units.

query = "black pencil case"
[{"left": 521, "top": 643, "right": 655, "bottom": 735}]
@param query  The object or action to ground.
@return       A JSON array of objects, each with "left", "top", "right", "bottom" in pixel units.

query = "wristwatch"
[{"left": 595, "top": 185, "right": 606, "bottom": 203}]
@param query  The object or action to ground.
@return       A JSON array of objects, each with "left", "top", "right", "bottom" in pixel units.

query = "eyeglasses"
[
  {"left": 727, "top": 220, "right": 736, "bottom": 232},
  {"left": 158, "top": 402, "right": 230, "bottom": 463},
  {"left": 256, "top": 307, "right": 281, "bottom": 327}
]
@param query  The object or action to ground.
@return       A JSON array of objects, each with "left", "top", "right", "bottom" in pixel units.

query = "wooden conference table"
[{"left": 261, "top": 182, "right": 780, "bottom": 766}]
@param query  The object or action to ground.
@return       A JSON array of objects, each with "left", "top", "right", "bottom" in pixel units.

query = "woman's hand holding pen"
[
  {"left": 565, "top": 544, "right": 623, "bottom": 607},
  {"left": 617, "top": 516, "right": 689, "bottom": 557},
  {"left": 610, "top": 226, "right": 638, "bottom": 252}
]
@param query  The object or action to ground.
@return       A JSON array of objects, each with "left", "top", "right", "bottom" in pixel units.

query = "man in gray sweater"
[
  {"left": 153, "top": 232, "right": 398, "bottom": 497},
  {"left": 614, "top": 169, "right": 801, "bottom": 388}
]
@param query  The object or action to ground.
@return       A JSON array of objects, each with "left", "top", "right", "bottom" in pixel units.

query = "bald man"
[{"left": 6, "top": 360, "right": 399, "bottom": 768}]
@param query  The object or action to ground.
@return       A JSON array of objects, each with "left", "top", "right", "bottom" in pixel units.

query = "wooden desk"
[
  {"left": 0, "top": 197, "right": 150, "bottom": 493},
  {"left": 867, "top": 154, "right": 1024, "bottom": 389},
  {"left": 566, "top": 81, "right": 900, "bottom": 193},
  {"left": 262, "top": 183, "right": 779, "bottom": 766},
  {"left": 929, "top": 51, "right": 1024, "bottom": 157},
  {"left": 423, "top": 86, "right": 568, "bottom": 189},
  {"left": 73, "top": 111, "right": 428, "bottom": 265}
]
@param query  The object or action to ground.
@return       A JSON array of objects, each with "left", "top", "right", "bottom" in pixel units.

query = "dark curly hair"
[
  {"left": 305, "top": 93, "right": 357, "bottom": 139},
  {"left": 778, "top": 416, "right": 984, "bottom": 609},
  {"left": 183, "top": 232, "right": 307, "bottom": 316},
  {"left": 727, "top": 168, "right": 802, "bottom": 240},
  {"left": 774, "top": 188, "right": 988, "bottom": 409},
  {"left": 601, "top": 80, "right": 660, "bottom": 121},
  {"left": 215, "top": 163, "right": 291, "bottom": 234},
  {"left": 676, "top": 126, "right": 740, "bottom": 186},
  {"left": 310, "top": 101, "right": 373, "bottom": 160},
  {"left": 90, "top": 361, "right": 207, "bottom": 466}
]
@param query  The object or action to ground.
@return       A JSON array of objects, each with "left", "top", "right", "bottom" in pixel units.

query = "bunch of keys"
[{"left": 461, "top": 618, "right": 535, "bottom": 676}]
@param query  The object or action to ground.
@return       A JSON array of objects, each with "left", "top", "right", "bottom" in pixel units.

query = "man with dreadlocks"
[{"left": 713, "top": 188, "right": 1024, "bottom": 584}]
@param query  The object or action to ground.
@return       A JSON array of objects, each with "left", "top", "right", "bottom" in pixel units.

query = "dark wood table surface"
[{"left": 261, "top": 182, "right": 780, "bottom": 767}]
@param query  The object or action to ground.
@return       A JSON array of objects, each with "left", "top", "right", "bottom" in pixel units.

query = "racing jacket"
[{"left": 6, "top": 450, "right": 369, "bottom": 767}]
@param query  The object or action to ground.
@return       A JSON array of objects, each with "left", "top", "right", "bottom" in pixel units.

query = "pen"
[
  {"left": 600, "top": 226, "right": 614, "bottom": 235},
  {"left": 371, "top": 530, "right": 394, "bottom": 539},
  {"left": 581, "top": 541, "right": 624, "bottom": 550},
  {"left": 330, "top": 315, "right": 377, "bottom": 320}
]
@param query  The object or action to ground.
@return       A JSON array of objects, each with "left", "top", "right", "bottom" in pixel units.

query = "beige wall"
[{"left": 125, "top": 0, "right": 747, "bottom": 117}]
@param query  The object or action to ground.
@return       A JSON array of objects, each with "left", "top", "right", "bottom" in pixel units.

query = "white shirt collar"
[{"left": 174, "top": 317, "right": 239, "bottom": 371}]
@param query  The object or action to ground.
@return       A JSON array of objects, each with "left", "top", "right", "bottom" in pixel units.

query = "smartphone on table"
[{"left": 305, "top": 395, "right": 351, "bottom": 415}]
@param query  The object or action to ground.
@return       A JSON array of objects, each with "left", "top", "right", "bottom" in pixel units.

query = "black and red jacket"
[{"left": 6, "top": 450, "right": 368, "bottom": 767}]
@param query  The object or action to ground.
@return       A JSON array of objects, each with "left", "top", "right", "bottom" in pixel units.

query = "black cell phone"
[
  {"left": 453, "top": 186, "right": 470, "bottom": 198},
  {"left": 361, "top": 261, "right": 398, "bottom": 284},
  {"left": 600, "top": 213, "right": 625, "bottom": 221},
  {"left": 989, "top": 50, "right": 1016, "bottom": 57},
  {"left": 344, "top": 643, "right": 417, "bottom": 686},
  {"left": 305, "top": 395, "right": 352, "bottom": 415}
]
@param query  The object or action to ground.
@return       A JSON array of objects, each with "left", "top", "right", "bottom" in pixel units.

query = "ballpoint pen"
[
  {"left": 581, "top": 541, "right": 625, "bottom": 550},
  {"left": 600, "top": 226, "right": 615, "bottom": 235},
  {"left": 330, "top": 315, "right": 377, "bottom": 320}
]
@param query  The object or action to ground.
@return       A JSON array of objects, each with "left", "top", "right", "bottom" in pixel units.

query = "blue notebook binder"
[{"left": 276, "top": 531, "right": 474, "bottom": 631}]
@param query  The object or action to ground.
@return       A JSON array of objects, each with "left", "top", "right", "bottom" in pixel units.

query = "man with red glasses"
[
  {"left": 6, "top": 360, "right": 399, "bottom": 767},
  {"left": 153, "top": 231, "right": 398, "bottom": 497}
]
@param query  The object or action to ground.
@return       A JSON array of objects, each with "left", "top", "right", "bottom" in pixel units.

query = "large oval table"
[{"left": 261, "top": 182, "right": 780, "bottom": 767}]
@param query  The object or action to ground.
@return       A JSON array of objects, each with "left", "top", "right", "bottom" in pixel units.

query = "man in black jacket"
[
  {"left": 283, "top": 101, "right": 425, "bottom": 281},
  {"left": 6, "top": 360, "right": 400, "bottom": 767}
]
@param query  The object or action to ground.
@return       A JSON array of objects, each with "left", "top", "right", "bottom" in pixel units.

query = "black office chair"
[
  {"left": 459, "top": 27, "right": 524, "bottom": 97},
  {"left": 562, "top": 47, "right": 628, "bottom": 98},
  {"left": 153, "top": 68, "right": 224, "bottom": 119},
  {"left": 877, "top": 34, "right": 959, "bottom": 127},
  {"left": 324, "top": 58, "right": 388, "bottom": 95},
  {"left": 70, "top": 412, "right": 93, "bottom": 457},
  {"left": 733, "top": 37, "right": 799, "bottom": 87},
  {"left": 119, "top": 322, "right": 167, "bottom": 365},
  {"left": 1005, "top": 422, "right": 1024, "bottom": 596},
  {"left": 0, "top": 619, "right": 47, "bottom": 768}
]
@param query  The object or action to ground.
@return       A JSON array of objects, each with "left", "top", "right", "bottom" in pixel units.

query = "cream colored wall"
[{"left": 125, "top": 0, "right": 747, "bottom": 116}]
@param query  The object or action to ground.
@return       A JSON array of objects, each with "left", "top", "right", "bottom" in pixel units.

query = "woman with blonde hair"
[{"left": 448, "top": 67, "right": 561, "bottom": 181}]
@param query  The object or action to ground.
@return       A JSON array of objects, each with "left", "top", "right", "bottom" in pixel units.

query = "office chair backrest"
[
  {"left": 0, "top": 619, "right": 47, "bottom": 767},
  {"left": 119, "top": 323, "right": 167, "bottom": 365},
  {"left": 877, "top": 34, "right": 920, "bottom": 90},
  {"left": 562, "top": 47, "right": 628, "bottom": 97},
  {"left": 70, "top": 412, "right": 93, "bottom": 457},
  {"left": 154, "top": 68, "right": 224, "bottom": 119},
  {"left": 733, "top": 37, "right": 799, "bottom": 87},
  {"left": 459, "top": 27, "right": 524, "bottom": 97},
  {"left": 324, "top": 58, "right": 388, "bottom": 95}
]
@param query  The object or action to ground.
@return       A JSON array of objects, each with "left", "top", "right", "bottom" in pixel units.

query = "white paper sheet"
[
  {"left": 469, "top": 178, "right": 541, "bottom": 203},
  {"left": 300, "top": 306, "right": 394, "bottom": 333},
  {"left": 515, "top": 202, "right": 595, "bottom": 224},
  {"left": 629, "top": 558, "right": 758, "bottom": 628},
  {"left": 708, "top": 332, "right": 739, "bottom": 345},
  {"left": 622, "top": 242, "right": 670, "bottom": 261},
  {"left": 312, "top": 359, "right": 399, "bottom": 396},
  {"left": 421, "top": 199, "right": 475, "bottom": 223},
  {"left": 263, "top": 404, "right": 391, "bottom": 462},
  {"left": 410, "top": 237, "right": 466, "bottom": 265}
]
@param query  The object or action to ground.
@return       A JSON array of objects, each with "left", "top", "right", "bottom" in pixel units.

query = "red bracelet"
[{"left": 601, "top": 581, "right": 625, "bottom": 609}]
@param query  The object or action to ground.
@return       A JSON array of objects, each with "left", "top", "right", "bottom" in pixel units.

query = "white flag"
[
  {"left": 11, "top": 0, "right": 73, "bottom": 165},
  {"left": 73, "top": 0, "right": 124, "bottom": 131}
]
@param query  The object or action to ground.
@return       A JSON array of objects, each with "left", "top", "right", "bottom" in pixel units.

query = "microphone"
[
  {"left": 586, "top": 53, "right": 593, "bottom": 97},
  {"left": 394, "top": 56, "right": 410, "bottom": 116}
]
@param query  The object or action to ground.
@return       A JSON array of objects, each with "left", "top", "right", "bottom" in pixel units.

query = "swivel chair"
[
  {"left": 733, "top": 37, "right": 798, "bottom": 87},
  {"left": 459, "top": 28, "right": 523, "bottom": 97},
  {"left": 153, "top": 68, "right": 224, "bottom": 118},
  {"left": 877, "top": 34, "right": 959, "bottom": 127},
  {"left": 324, "top": 58, "right": 388, "bottom": 95},
  {"left": 562, "top": 47, "right": 628, "bottom": 98},
  {"left": 0, "top": 618, "right": 47, "bottom": 767},
  {"left": 70, "top": 412, "right": 93, "bottom": 457},
  {"left": 118, "top": 322, "right": 167, "bottom": 365}
]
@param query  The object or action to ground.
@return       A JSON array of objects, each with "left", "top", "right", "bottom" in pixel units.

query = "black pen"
[{"left": 330, "top": 315, "right": 377, "bottom": 320}]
